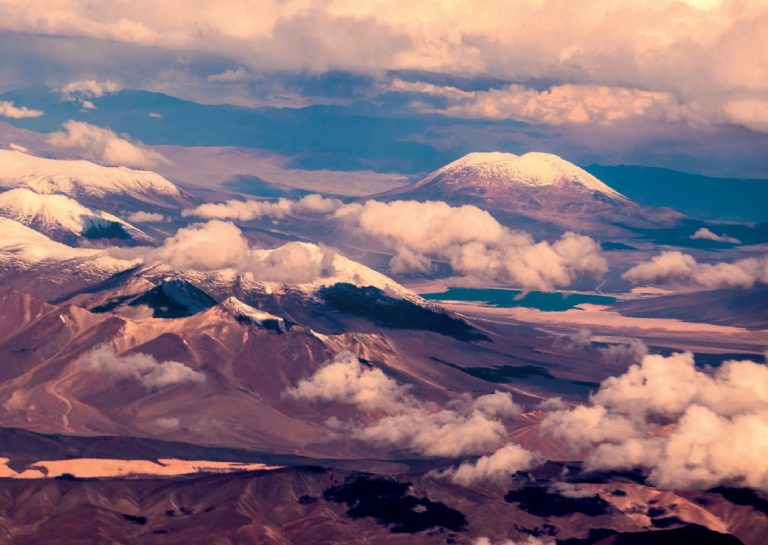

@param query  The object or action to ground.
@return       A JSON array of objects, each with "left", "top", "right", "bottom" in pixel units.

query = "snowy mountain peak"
[
  {"left": 416, "top": 151, "right": 627, "bottom": 200},
  {"left": 255, "top": 242, "right": 418, "bottom": 299},
  {"left": 0, "top": 188, "right": 151, "bottom": 244},
  {"left": 0, "top": 150, "right": 186, "bottom": 207},
  {"left": 218, "top": 297, "right": 287, "bottom": 329}
]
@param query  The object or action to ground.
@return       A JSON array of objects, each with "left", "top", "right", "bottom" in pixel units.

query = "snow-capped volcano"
[
  {"left": 0, "top": 150, "right": 190, "bottom": 209},
  {"left": 414, "top": 152, "right": 628, "bottom": 200},
  {"left": 0, "top": 188, "right": 153, "bottom": 245},
  {"left": 379, "top": 151, "right": 680, "bottom": 235}
]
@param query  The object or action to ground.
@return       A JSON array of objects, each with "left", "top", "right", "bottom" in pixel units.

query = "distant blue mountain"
[
  {"left": 0, "top": 86, "right": 453, "bottom": 173},
  {"left": 586, "top": 164, "right": 768, "bottom": 223}
]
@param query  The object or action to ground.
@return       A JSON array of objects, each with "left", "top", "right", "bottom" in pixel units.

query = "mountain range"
[{"left": 0, "top": 142, "right": 764, "bottom": 544}]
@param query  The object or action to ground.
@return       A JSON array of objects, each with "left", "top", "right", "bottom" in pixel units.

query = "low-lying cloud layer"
[
  {"left": 47, "top": 120, "right": 168, "bottom": 168},
  {"left": 186, "top": 196, "right": 607, "bottom": 291},
  {"left": 286, "top": 351, "right": 535, "bottom": 462},
  {"left": 540, "top": 352, "right": 768, "bottom": 492},
  {"left": 109, "top": 220, "right": 340, "bottom": 284},
  {"left": 182, "top": 194, "right": 342, "bottom": 221},
  {"left": 623, "top": 250, "right": 768, "bottom": 289},
  {"left": 83, "top": 345, "right": 205, "bottom": 389}
]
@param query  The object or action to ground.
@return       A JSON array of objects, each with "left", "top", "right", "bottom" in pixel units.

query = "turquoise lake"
[{"left": 420, "top": 287, "right": 616, "bottom": 311}]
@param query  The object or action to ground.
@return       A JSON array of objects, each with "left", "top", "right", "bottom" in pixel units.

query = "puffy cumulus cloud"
[
  {"left": 540, "top": 404, "right": 638, "bottom": 450},
  {"left": 183, "top": 194, "right": 342, "bottom": 221},
  {"left": 394, "top": 80, "right": 679, "bottom": 126},
  {"left": 286, "top": 351, "right": 534, "bottom": 458},
  {"left": 130, "top": 220, "right": 250, "bottom": 271},
  {"left": 335, "top": 200, "right": 607, "bottom": 290},
  {"left": 284, "top": 351, "right": 414, "bottom": 412},
  {"left": 623, "top": 250, "right": 768, "bottom": 289},
  {"left": 47, "top": 120, "right": 169, "bottom": 168},
  {"left": 690, "top": 227, "right": 740, "bottom": 244},
  {"left": 185, "top": 197, "right": 607, "bottom": 290},
  {"left": 109, "top": 220, "right": 343, "bottom": 284},
  {"left": 59, "top": 79, "right": 121, "bottom": 99},
  {"left": 83, "top": 345, "right": 205, "bottom": 389},
  {"left": 1, "top": 1, "right": 767, "bottom": 132},
  {"left": 0, "top": 100, "right": 43, "bottom": 119},
  {"left": 439, "top": 444, "right": 541, "bottom": 485},
  {"left": 591, "top": 352, "right": 768, "bottom": 419},
  {"left": 587, "top": 406, "right": 768, "bottom": 492},
  {"left": 540, "top": 352, "right": 768, "bottom": 492}
]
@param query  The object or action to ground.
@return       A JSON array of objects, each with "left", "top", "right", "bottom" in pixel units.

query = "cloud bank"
[
  {"left": 186, "top": 196, "right": 607, "bottom": 291},
  {"left": 394, "top": 80, "right": 678, "bottom": 126},
  {"left": 540, "top": 352, "right": 768, "bottom": 492},
  {"left": 47, "top": 120, "right": 169, "bottom": 168},
  {"left": 2, "top": 1, "right": 766, "bottom": 134},
  {"left": 0, "top": 100, "right": 43, "bottom": 119},
  {"left": 83, "top": 345, "right": 205, "bottom": 389},
  {"left": 286, "top": 351, "right": 534, "bottom": 459},
  {"left": 623, "top": 250, "right": 768, "bottom": 289},
  {"left": 182, "top": 194, "right": 342, "bottom": 221}
]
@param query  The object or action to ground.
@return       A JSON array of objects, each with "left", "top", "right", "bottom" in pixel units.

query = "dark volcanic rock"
[{"left": 324, "top": 475, "right": 467, "bottom": 533}]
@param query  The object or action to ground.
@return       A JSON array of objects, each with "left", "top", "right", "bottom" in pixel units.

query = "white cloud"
[
  {"left": 540, "top": 352, "right": 768, "bottom": 492},
  {"left": 597, "top": 338, "right": 648, "bottom": 365},
  {"left": 83, "top": 345, "right": 205, "bottom": 389},
  {"left": 185, "top": 196, "right": 607, "bottom": 291},
  {"left": 0, "top": 100, "right": 43, "bottom": 119},
  {"left": 547, "top": 482, "right": 598, "bottom": 499},
  {"left": 207, "top": 67, "right": 251, "bottom": 82},
  {"left": 285, "top": 351, "right": 414, "bottom": 413},
  {"left": 59, "top": 79, "right": 121, "bottom": 99},
  {"left": 126, "top": 211, "right": 165, "bottom": 223},
  {"left": 474, "top": 537, "right": 554, "bottom": 545},
  {"left": 623, "top": 250, "right": 768, "bottom": 289},
  {"left": 690, "top": 227, "right": 740, "bottom": 244},
  {"left": 47, "top": 120, "right": 169, "bottom": 168},
  {"left": 1, "top": 1, "right": 766, "bottom": 132},
  {"left": 394, "top": 80, "right": 678, "bottom": 126},
  {"left": 183, "top": 194, "right": 342, "bottom": 221},
  {"left": 335, "top": 200, "right": 607, "bottom": 290},
  {"left": 440, "top": 444, "right": 541, "bottom": 485},
  {"left": 286, "top": 351, "right": 534, "bottom": 458},
  {"left": 108, "top": 220, "right": 360, "bottom": 285}
]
